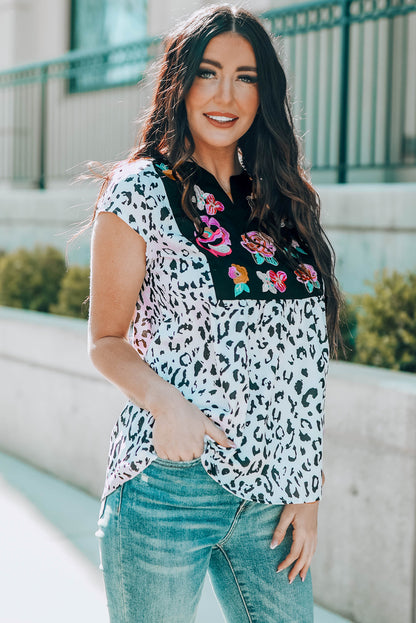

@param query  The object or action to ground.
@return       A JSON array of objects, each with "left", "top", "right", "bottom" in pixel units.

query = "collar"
[
  {"left": 191, "top": 161, "right": 253, "bottom": 199},
  {"left": 154, "top": 158, "right": 253, "bottom": 201}
]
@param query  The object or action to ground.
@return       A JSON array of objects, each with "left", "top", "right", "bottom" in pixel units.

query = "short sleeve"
[{"left": 95, "top": 161, "right": 151, "bottom": 244}]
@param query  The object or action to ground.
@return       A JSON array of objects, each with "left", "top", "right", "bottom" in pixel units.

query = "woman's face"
[{"left": 185, "top": 32, "right": 259, "bottom": 155}]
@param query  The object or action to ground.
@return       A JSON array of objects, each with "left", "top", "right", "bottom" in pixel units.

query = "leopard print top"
[{"left": 96, "top": 157, "right": 329, "bottom": 505}]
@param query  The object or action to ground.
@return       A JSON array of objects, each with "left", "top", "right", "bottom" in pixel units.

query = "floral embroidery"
[
  {"left": 228, "top": 264, "right": 250, "bottom": 296},
  {"left": 241, "top": 231, "right": 278, "bottom": 266},
  {"left": 294, "top": 263, "right": 321, "bottom": 293},
  {"left": 192, "top": 185, "right": 225, "bottom": 215},
  {"left": 257, "top": 270, "right": 287, "bottom": 294},
  {"left": 194, "top": 216, "right": 232, "bottom": 257},
  {"left": 291, "top": 239, "right": 308, "bottom": 255},
  {"left": 282, "top": 238, "right": 308, "bottom": 258},
  {"left": 155, "top": 162, "right": 176, "bottom": 180}
]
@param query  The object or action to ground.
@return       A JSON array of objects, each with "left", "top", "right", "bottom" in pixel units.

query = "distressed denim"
[{"left": 96, "top": 458, "right": 313, "bottom": 623}]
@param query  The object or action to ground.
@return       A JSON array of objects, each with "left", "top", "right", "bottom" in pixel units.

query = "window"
[{"left": 70, "top": 0, "right": 148, "bottom": 91}]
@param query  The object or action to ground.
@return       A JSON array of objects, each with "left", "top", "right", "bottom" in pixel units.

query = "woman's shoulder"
[
  {"left": 106, "top": 157, "right": 161, "bottom": 188},
  {"left": 111, "top": 156, "right": 180, "bottom": 184},
  {"left": 96, "top": 158, "right": 164, "bottom": 242}
]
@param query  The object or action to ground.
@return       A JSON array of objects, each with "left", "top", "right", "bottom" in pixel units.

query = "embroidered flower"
[
  {"left": 193, "top": 185, "right": 225, "bottom": 215},
  {"left": 194, "top": 216, "right": 232, "bottom": 257},
  {"left": 294, "top": 263, "right": 320, "bottom": 293},
  {"left": 228, "top": 264, "right": 250, "bottom": 296},
  {"left": 270, "top": 270, "right": 288, "bottom": 293},
  {"left": 240, "top": 231, "right": 278, "bottom": 266},
  {"left": 257, "top": 270, "right": 287, "bottom": 294},
  {"left": 291, "top": 238, "right": 308, "bottom": 255},
  {"left": 283, "top": 238, "right": 308, "bottom": 258},
  {"left": 155, "top": 162, "right": 176, "bottom": 180}
]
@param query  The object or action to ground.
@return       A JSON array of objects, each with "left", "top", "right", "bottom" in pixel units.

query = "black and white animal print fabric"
[{"left": 96, "top": 158, "right": 329, "bottom": 505}]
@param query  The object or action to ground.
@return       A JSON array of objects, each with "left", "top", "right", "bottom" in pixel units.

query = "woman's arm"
[
  {"left": 89, "top": 212, "right": 234, "bottom": 458},
  {"left": 89, "top": 212, "right": 179, "bottom": 415}
]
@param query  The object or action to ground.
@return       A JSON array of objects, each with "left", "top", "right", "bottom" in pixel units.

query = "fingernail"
[
  {"left": 301, "top": 576, "right": 305, "bottom": 583},
  {"left": 289, "top": 578, "right": 294, "bottom": 584},
  {"left": 276, "top": 567, "right": 283, "bottom": 573},
  {"left": 228, "top": 441, "right": 236, "bottom": 448},
  {"left": 270, "top": 541, "right": 277, "bottom": 549}
]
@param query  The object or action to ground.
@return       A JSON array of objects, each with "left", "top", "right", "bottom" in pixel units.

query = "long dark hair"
[{"left": 96, "top": 3, "right": 344, "bottom": 356}]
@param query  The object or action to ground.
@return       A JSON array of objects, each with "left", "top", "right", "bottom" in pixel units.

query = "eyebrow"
[{"left": 200, "top": 58, "right": 257, "bottom": 72}]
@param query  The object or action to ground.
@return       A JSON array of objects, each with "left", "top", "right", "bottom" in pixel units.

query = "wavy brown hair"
[{"left": 95, "top": 3, "right": 344, "bottom": 356}]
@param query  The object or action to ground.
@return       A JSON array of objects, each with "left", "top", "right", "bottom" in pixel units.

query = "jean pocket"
[
  {"left": 98, "top": 483, "right": 125, "bottom": 522},
  {"left": 98, "top": 497, "right": 107, "bottom": 521},
  {"left": 115, "top": 483, "right": 125, "bottom": 515}
]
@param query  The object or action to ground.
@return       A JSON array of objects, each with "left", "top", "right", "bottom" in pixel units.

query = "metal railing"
[
  {"left": 264, "top": 0, "right": 416, "bottom": 182},
  {"left": 0, "top": 37, "right": 162, "bottom": 189},
  {"left": 0, "top": 0, "right": 415, "bottom": 187}
]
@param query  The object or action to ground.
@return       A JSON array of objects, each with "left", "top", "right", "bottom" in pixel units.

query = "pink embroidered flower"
[
  {"left": 194, "top": 216, "right": 232, "bottom": 257},
  {"left": 240, "top": 231, "right": 278, "bottom": 265},
  {"left": 294, "top": 264, "right": 320, "bottom": 293},
  {"left": 205, "top": 193, "right": 225, "bottom": 215},
  {"left": 241, "top": 231, "right": 276, "bottom": 257},
  {"left": 193, "top": 185, "right": 225, "bottom": 215},
  {"left": 256, "top": 270, "right": 287, "bottom": 294},
  {"left": 269, "top": 270, "right": 287, "bottom": 293}
]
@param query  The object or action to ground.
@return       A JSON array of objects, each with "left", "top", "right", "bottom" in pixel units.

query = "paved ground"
[{"left": 0, "top": 451, "right": 352, "bottom": 623}]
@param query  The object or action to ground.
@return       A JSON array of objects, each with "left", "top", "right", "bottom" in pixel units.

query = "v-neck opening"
[{"left": 192, "top": 163, "right": 252, "bottom": 208}]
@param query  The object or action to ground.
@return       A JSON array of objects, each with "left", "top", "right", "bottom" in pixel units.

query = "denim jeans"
[{"left": 95, "top": 457, "right": 313, "bottom": 623}]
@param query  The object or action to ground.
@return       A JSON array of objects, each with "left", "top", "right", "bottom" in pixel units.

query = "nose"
[{"left": 214, "top": 77, "right": 234, "bottom": 106}]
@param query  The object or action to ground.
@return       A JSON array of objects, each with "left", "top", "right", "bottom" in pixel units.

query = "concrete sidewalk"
[{"left": 0, "top": 451, "right": 352, "bottom": 623}]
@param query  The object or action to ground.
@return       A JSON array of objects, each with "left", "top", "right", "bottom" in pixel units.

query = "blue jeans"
[{"left": 96, "top": 458, "right": 313, "bottom": 623}]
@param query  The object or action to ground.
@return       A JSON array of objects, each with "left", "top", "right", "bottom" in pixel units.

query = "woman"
[{"left": 90, "top": 4, "right": 343, "bottom": 622}]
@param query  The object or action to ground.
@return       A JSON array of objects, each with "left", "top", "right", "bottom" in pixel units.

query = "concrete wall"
[
  {"left": 318, "top": 183, "right": 416, "bottom": 294},
  {"left": 0, "top": 306, "right": 415, "bottom": 623},
  {"left": 0, "top": 187, "right": 95, "bottom": 265},
  {"left": 315, "top": 363, "right": 416, "bottom": 623},
  {"left": 0, "top": 306, "right": 124, "bottom": 497},
  {"left": 1, "top": 183, "right": 415, "bottom": 295}
]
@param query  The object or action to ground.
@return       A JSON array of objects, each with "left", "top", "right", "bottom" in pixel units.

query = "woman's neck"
[{"left": 191, "top": 147, "right": 242, "bottom": 195}]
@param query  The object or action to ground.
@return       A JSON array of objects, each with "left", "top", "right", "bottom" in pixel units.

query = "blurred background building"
[
  {"left": 1, "top": 0, "right": 415, "bottom": 294},
  {"left": 0, "top": 0, "right": 415, "bottom": 189}
]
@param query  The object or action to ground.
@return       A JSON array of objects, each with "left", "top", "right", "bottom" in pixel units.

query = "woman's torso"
[{"left": 96, "top": 157, "right": 329, "bottom": 504}]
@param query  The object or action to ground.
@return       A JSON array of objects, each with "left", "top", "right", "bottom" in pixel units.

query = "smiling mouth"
[{"left": 204, "top": 113, "right": 239, "bottom": 123}]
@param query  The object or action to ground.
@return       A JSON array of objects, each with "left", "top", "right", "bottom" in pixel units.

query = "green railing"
[
  {"left": 0, "top": 37, "right": 162, "bottom": 189},
  {"left": 264, "top": 0, "right": 416, "bottom": 182},
  {"left": 0, "top": 0, "right": 415, "bottom": 187}
]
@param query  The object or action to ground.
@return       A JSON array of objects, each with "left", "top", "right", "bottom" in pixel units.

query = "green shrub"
[
  {"left": 354, "top": 269, "right": 416, "bottom": 372},
  {"left": 0, "top": 245, "right": 66, "bottom": 312},
  {"left": 50, "top": 265, "right": 90, "bottom": 319}
]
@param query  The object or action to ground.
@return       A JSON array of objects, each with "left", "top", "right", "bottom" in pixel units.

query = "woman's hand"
[
  {"left": 270, "top": 500, "right": 319, "bottom": 584},
  {"left": 152, "top": 395, "right": 235, "bottom": 461}
]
